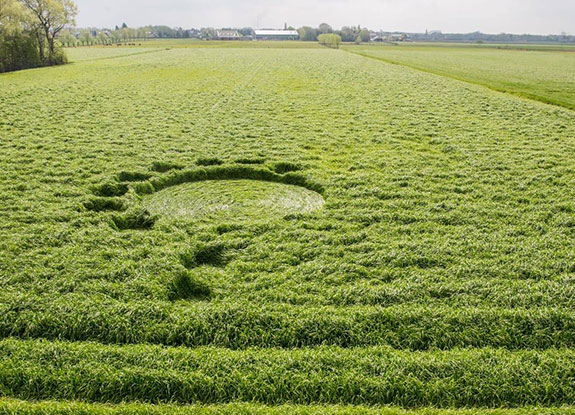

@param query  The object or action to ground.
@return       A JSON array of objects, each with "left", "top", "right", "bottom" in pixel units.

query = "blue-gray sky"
[{"left": 74, "top": 0, "right": 574, "bottom": 35}]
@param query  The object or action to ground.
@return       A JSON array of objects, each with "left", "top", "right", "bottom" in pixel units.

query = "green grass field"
[
  {"left": 1, "top": 42, "right": 575, "bottom": 414},
  {"left": 345, "top": 43, "right": 575, "bottom": 110}
]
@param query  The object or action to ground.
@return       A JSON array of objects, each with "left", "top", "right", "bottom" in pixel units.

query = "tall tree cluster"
[
  {"left": 0, "top": 0, "right": 76, "bottom": 73},
  {"left": 297, "top": 24, "right": 371, "bottom": 43},
  {"left": 318, "top": 33, "right": 341, "bottom": 49}
]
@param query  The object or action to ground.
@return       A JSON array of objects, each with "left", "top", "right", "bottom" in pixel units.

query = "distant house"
[
  {"left": 254, "top": 30, "right": 299, "bottom": 41},
  {"left": 216, "top": 30, "right": 241, "bottom": 40}
]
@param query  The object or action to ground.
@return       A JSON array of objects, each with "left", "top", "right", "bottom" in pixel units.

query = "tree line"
[
  {"left": 299, "top": 24, "right": 371, "bottom": 43},
  {"left": 58, "top": 24, "right": 201, "bottom": 47},
  {"left": 68, "top": 23, "right": 574, "bottom": 46},
  {"left": 0, "top": 0, "right": 76, "bottom": 73},
  {"left": 410, "top": 30, "right": 575, "bottom": 44},
  {"left": 62, "top": 23, "right": 374, "bottom": 46}
]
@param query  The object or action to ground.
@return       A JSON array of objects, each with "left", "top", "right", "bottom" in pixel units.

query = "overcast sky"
[{"left": 74, "top": 0, "right": 574, "bottom": 35}]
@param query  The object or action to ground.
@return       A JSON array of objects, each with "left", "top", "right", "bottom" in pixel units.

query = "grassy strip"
[
  {"left": 2, "top": 299, "right": 575, "bottom": 350},
  {"left": 2, "top": 339, "right": 575, "bottom": 407},
  {"left": 1, "top": 399, "right": 575, "bottom": 415},
  {"left": 344, "top": 49, "right": 575, "bottom": 111}
]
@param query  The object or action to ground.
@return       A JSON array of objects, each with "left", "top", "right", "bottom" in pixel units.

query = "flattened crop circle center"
[{"left": 144, "top": 180, "right": 325, "bottom": 220}]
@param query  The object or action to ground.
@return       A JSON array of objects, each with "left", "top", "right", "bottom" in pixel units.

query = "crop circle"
[{"left": 144, "top": 180, "right": 325, "bottom": 221}]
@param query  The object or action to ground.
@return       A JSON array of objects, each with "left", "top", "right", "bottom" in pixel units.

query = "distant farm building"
[
  {"left": 254, "top": 30, "right": 299, "bottom": 41},
  {"left": 217, "top": 30, "right": 241, "bottom": 40}
]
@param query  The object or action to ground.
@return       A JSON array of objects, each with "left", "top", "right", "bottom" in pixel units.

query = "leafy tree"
[
  {"left": 97, "top": 30, "right": 108, "bottom": 45},
  {"left": 318, "top": 23, "right": 332, "bottom": 34},
  {"left": 110, "top": 29, "right": 121, "bottom": 43},
  {"left": 200, "top": 27, "right": 215, "bottom": 40},
  {"left": 0, "top": 1, "right": 40, "bottom": 73},
  {"left": 79, "top": 28, "right": 92, "bottom": 45},
  {"left": 1, "top": 0, "right": 76, "bottom": 72},
  {"left": 238, "top": 27, "right": 253, "bottom": 36},
  {"left": 318, "top": 33, "right": 341, "bottom": 49},
  {"left": 146, "top": 25, "right": 174, "bottom": 38},
  {"left": 357, "top": 28, "right": 371, "bottom": 43},
  {"left": 338, "top": 26, "right": 360, "bottom": 42},
  {"left": 19, "top": 0, "right": 77, "bottom": 63},
  {"left": 58, "top": 28, "right": 75, "bottom": 46},
  {"left": 0, "top": 0, "right": 26, "bottom": 34},
  {"left": 136, "top": 27, "right": 148, "bottom": 40},
  {"left": 0, "top": 30, "right": 40, "bottom": 71},
  {"left": 121, "top": 27, "right": 129, "bottom": 42},
  {"left": 298, "top": 26, "right": 318, "bottom": 41},
  {"left": 127, "top": 27, "right": 136, "bottom": 40}
]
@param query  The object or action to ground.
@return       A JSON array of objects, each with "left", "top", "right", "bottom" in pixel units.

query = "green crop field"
[
  {"left": 345, "top": 43, "right": 575, "bottom": 110},
  {"left": 1, "top": 42, "right": 575, "bottom": 414}
]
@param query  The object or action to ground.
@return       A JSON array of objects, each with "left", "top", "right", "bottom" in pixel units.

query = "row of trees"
[
  {"left": 410, "top": 30, "right": 575, "bottom": 44},
  {"left": 299, "top": 24, "right": 371, "bottom": 43},
  {"left": 0, "top": 0, "right": 76, "bottom": 72},
  {"left": 58, "top": 27, "right": 150, "bottom": 47},
  {"left": 60, "top": 23, "right": 373, "bottom": 45},
  {"left": 58, "top": 25, "right": 207, "bottom": 47}
]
